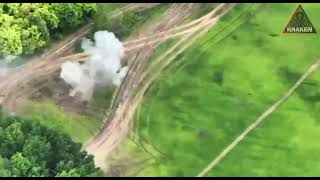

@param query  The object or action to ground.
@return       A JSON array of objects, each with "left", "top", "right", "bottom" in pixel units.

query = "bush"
[
  {"left": 0, "top": 107, "right": 102, "bottom": 177},
  {"left": 0, "top": 3, "right": 96, "bottom": 57}
]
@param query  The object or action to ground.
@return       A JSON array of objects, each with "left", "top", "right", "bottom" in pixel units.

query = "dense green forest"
[
  {"left": 0, "top": 107, "right": 102, "bottom": 177},
  {"left": 0, "top": 3, "right": 96, "bottom": 57}
]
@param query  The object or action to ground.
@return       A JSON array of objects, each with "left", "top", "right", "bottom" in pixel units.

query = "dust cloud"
[{"left": 60, "top": 31, "right": 128, "bottom": 101}]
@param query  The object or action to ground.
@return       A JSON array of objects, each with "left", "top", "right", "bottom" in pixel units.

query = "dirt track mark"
[
  {"left": 0, "top": 3, "right": 233, "bottom": 172},
  {"left": 85, "top": 3, "right": 222, "bottom": 149},
  {"left": 0, "top": 3, "right": 161, "bottom": 110},
  {"left": 85, "top": 3, "right": 203, "bottom": 169},
  {"left": 85, "top": 3, "right": 236, "bottom": 170},
  {"left": 196, "top": 59, "right": 320, "bottom": 177},
  {"left": 111, "top": 3, "right": 161, "bottom": 18},
  {"left": 0, "top": 24, "right": 93, "bottom": 109},
  {"left": 43, "top": 4, "right": 229, "bottom": 73}
]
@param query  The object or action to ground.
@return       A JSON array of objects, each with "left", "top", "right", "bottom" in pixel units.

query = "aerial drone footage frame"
[{"left": 0, "top": 1, "right": 320, "bottom": 177}]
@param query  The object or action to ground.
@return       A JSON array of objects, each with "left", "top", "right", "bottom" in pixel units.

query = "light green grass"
[
  {"left": 208, "top": 89, "right": 320, "bottom": 176},
  {"left": 147, "top": 37, "right": 180, "bottom": 64},
  {"left": 20, "top": 101, "right": 101, "bottom": 143},
  {"left": 125, "top": 3, "right": 320, "bottom": 176},
  {"left": 128, "top": 3, "right": 172, "bottom": 39},
  {"left": 184, "top": 3, "right": 218, "bottom": 22},
  {"left": 209, "top": 69, "right": 320, "bottom": 176},
  {"left": 94, "top": 3, "right": 171, "bottom": 40},
  {"left": 120, "top": 3, "right": 171, "bottom": 40},
  {"left": 93, "top": 3, "right": 128, "bottom": 29},
  {"left": 85, "top": 86, "right": 117, "bottom": 121},
  {"left": 207, "top": 4, "right": 320, "bottom": 175}
]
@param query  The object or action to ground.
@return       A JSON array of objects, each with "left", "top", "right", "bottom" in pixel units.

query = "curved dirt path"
[
  {"left": 0, "top": 3, "right": 235, "bottom": 173},
  {"left": 0, "top": 3, "right": 162, "bottom": 110},
  {"left": 85, "top": 3, "right": 236, "bottom": 170},
  {"left": 85, "top": 3, "right": 228, "bottom": 149},
  {"left": 122, "top": 4, "right": 220, "bottom": 46},
  {"left": 85, "top": 3, "right": 208, "bottom": 168},
  {"left": 0, "top": 3, "right": 161, "bottom": 80},
  {"left": 0, "top": 23, "right": 93, "bottom": 108},
  {"left": 45, "top": 4, "right": 227, "bottom": 72}
]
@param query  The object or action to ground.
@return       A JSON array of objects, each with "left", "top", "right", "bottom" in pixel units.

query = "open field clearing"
[
  {"left": 19, "top": 101, "right": 102, "bottom": 143},
  {"left": 108, "top": 3, "right": 320, "bottom": 176},
  {"left": 206, "top": 4, "right": 320, "bottom": 175},
  {"left": 208, "top": 83, "right": 320, "bottom": 176},
  {"left": 2, "top": 3, "right": 320, "bottom": 177},
  {"left": 0, "top": 3, "right": 165, "bottom": 144},
  {"left": 85, "top": 3, "right": 230, "bottom": 170}
]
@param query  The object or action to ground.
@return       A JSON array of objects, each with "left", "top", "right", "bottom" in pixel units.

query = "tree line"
[
  {"left": 0, "top": 3, "right": 96, "bottom": 57},
  {"left": 0, "top": 107, "right": 102, "bottom": 177}
]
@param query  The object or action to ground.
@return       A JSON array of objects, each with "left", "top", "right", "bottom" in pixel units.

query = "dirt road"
[
  {"left": 0, "top": 3, "right": 161, "bottom": 110},
  {"left": 85, "top": 3, "right": 236, "bottom": 170},
  {"left": 0, "top": 23, "right": 93, "bottom": 109},
  {"left": 0, "top": 3, "right": 218, "bottom": 110},
  {"left": 85, "top": 3, "right": 201, "bottom": 170},
  {"left": 0, "top": 3, "right": 236, "bottom": 173}
]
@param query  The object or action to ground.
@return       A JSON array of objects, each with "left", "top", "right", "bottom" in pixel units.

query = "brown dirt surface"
[
  {"left": 0, "top": 3, "right": 161, "bottom": 111},
  {"left": 0, "top": 3, "right": 236, "bottom": 173},
  {"left": 85, "top": 3, "right": 236, "bottom": 170}
]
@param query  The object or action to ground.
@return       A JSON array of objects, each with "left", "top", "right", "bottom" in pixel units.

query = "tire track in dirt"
[
  {"left": 85, "top": 3, "right": 207, "bottom": 169},
  {"left": 111, "top": 3, "right": 161, "bottom": 18},
  {"left": 0, "top": 3, "right": 162, "bottom": 110},
  {"left": 127, "top": 3, "right": 237, "bottom": 157},
  {"left": 0, "top": 3, "right": 235, "bottom": 173},
  {"left": 85, "top": 3, "right": 227, "bottom": 149},
  {"left": 63, "top": 6, "right": 222, "bottom": 61},
  {"left": 33, "top": 3, "right": 227, "bottom": 80},
  {"left": 0, "top": 3, "right": 218, "bottom": 110},
  {"left": 0, "top": 3, "right": 160, "bottom": 81},
  {"left": 0, "top": 24, "right": 93, "bottom": 109},
  {"left": 85, "top": 3, "right": 236, "bottom": 170},
  {"left": 196, "top": 59, "right": 320, "bottom": 177}
]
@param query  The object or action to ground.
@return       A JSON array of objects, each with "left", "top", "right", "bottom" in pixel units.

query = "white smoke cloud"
[{"left": 60, "top": 31, "right": 128, "bottom": 101}]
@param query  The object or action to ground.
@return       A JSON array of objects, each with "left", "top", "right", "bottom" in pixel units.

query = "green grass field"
[
  {"left": 93, "top": 3, "right": 127, "bottom": 31},
  {"left": 20, "top": 101, "right": 101, "bottom": 143},
  {"left": 121, "top": 3, "right": 320, "bottom": 176},
  {"left": 94, "top": 3, "right": 171, "bottom": 40},
  {"left": 23, "top": 4, "right": 170, "bottom": 145},
  {"left": 209, "top": 83, "right": 320, "bottom": 176}
]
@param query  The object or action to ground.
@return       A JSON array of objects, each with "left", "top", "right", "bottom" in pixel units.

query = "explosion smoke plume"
[{"left": 60, "top": 31, "right": 128, "bottom": 101}]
